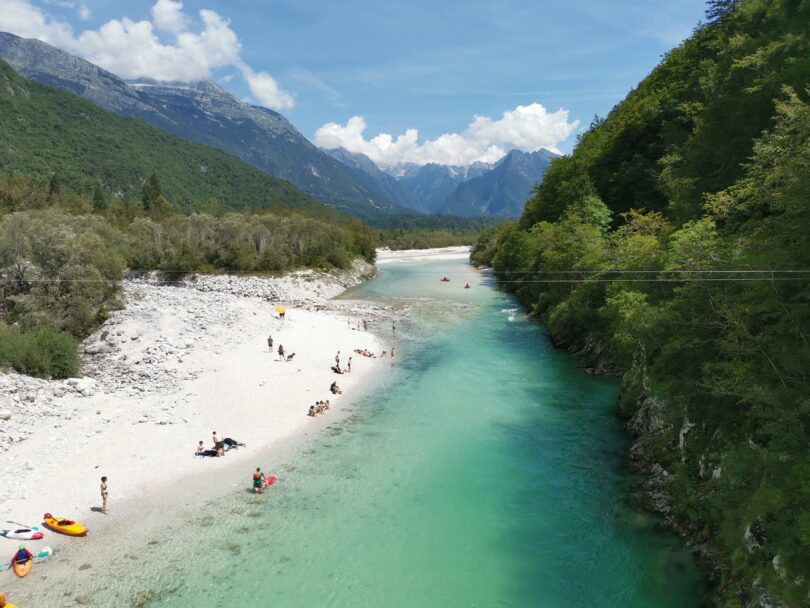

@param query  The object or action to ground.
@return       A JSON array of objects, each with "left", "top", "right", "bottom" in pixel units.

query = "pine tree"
[
  {"left": 46, "top": 172, "right": 61, "bottom": 203},
  {"left": 705, "top": 0, "right": 737, "bottom": 23},
  {"left": 92, "top": 184, "right": 108, "bottom": 212},
  {"left": 141, "top": 172, "right": 162, "bottom": 212}
]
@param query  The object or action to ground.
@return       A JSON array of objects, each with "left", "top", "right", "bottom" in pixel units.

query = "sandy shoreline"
[
  {"left": 0, "top": 259, "right": 398, "bottom": 593},
  {"left": 376, "top": 245, "right": 471, "bottom": 265}
]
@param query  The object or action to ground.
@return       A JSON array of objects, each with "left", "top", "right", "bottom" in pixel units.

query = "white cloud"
[
  {"left": 0, "top": 0, "right": 295, "bottom": 111},
  {"left": 77, "top": 4, "right": 91, "bottom": 21},
  {"left": 314, "top": 103, "right": 578, "bottom": 167},
  {"left": 151, "top": 0, "right": 186, "bottom": 34},
  {"left": 240, "top": 65, "right": 295, "bottom": 111}
]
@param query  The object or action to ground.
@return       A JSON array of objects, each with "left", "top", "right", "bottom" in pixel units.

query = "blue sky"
[{"left": 4, "top": 0, "right": 707, "bottom": 162}]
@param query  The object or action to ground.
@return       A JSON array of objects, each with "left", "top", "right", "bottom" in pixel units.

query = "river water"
[{"left": 32, "top": 253, "right": 706, "bottom": 606}]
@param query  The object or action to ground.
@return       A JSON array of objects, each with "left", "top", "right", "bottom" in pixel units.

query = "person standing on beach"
[
  {"left": 335, "top": 351, "right": 340, "bottom": 367},
  {"left": 278, "top": 344, "right": 286, "bottom": 362},
  {"left": 100, "top": 476, "right": 109, "bottom": 514},
  {"left": 213, "top": 431, "right": 225, "bottom": 456},
  {"left": 391, "top": 346, "right": 396, "bottom": 359},
  {"left": 363, "top": 319, "right": 368, "bottom": 331},
  {"left": 347, "top": 357, "right": 352, "bottom": 373},
  {"left": 267, "top": 334, "right": 273, "bottom": 351}
]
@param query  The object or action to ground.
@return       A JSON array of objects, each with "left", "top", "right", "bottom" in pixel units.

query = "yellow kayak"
[
  {"left": 12, "top": 558, "right": 32, "bottom": 578},
  {"left": 42, "top": 513, "right": 88, "bottom": 537}
]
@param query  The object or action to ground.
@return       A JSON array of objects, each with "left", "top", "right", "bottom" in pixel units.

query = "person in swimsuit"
[
  {"left": 100, "top": 476, "right": 109, "bottom": 514},
  {"left": 213, "top": 431, "right": 225, "bottom": 456},
  {"left": 253, "top": 468, "right": 265, "bottom": 493},
  {"left": 278, "top": 344, "right": 286, "bottom": 362}
]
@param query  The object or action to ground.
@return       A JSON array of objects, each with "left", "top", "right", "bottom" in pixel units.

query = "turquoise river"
[{"left": 54, "top": 254, "right": 708, "bottom": 606}]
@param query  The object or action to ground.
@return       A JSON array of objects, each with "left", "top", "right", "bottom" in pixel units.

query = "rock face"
[
  {"left": 439, "top": 149, "right": 557, "bottom": 217},
  {"left": 0, "top": 32, "right": 399, "bottom": 220},
  {"left": 326, "top": 147, "right": 557, "bottom": 217}
]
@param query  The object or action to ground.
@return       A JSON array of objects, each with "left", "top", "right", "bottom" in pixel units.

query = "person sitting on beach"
[
  {"left": 316, "top": 401, "right": 324, "bottom": 414},
  {"left": 325, "top": 399, "right": 331, "bottom": 410},
  {"left": 213, "top": 431, "right": 225, "bottom": 457},
  {"left": 10, "top": 545, "right": 32, "bottom": 567},
  {"left": 330, "top": 381, "right": 342, "bottom": 395},
  {"left": 253, "top": 467, "right": 265, "bottom": 493},
  {"left": 308, "top": 405, "right": 318, "bottom": 417},
  {"left": 195, "top": 441, "right": 218, "bottom": 457},
  {"left": 331, "top": 365, "right": 343, "bottom": 374},
  {"left": 224, "top": 438, "right": 246, "bottom": 450}
]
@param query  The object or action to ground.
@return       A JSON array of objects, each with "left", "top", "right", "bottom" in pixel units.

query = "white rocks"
[{"left": 0, "top": 409, "right": 11, "bottom": 421}]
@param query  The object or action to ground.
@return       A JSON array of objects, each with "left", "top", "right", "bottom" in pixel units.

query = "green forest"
[
  {"left": 0, "top": 60, "right": 326, "bottom": 216},
  {"left": 473, "top": 1, "right": 810, "bottom": 605},
  {"left": 0, "top": 174, "right": 376, "bottom": 379}
]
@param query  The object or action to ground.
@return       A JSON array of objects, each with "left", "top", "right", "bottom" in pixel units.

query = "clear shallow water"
[{"left": 66, "top": 257, "right": 705, "bottom": 606}]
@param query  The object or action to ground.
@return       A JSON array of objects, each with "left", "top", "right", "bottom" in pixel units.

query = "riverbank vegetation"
[
  {"left": 474, "top": 1, "right": 810, "bottom": 604},
  {"left": 0, "top": 176, "right": 377, "bottom": 379}
]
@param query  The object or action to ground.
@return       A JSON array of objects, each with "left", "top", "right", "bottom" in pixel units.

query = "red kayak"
[{"left": 262, "top": 475, "right": 278, "bottom": 488}]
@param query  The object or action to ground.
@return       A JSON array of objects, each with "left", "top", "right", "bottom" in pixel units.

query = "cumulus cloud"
[
  {"left": 0, "top": 0, "right": 295, "bottom": 110},
  {"left": 240, "top": 66, "right": 295, "bottom": 111},
  {"left": 151, "top": 0, "right": 187, "bottom": 34},
  {"left": 314, "top": 103, "right": 578, "bottom": 167}
]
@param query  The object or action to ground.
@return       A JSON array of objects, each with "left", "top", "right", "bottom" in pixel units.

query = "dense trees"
[
  {"left": 476, "top": 1, "right": 810, "bottom": 604},
  {"left": 0, "top": 176, "right": 381, "bottom": 379}
]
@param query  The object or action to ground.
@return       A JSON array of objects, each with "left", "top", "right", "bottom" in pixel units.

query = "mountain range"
[
  {"left": 0, "top": 32, "right": 396, "bottom": 221},
  {"left": 325, "top": 147, "right": 557, "bottom": 218},
  {"left": 0, "top": 58, "right": 328, "bottom": 216},
  {"left": 0, "top": 31, "right": 557, "bottom": 221}
]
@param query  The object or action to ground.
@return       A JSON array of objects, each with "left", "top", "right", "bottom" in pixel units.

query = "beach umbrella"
[{"left": 275, "top": 305, "right": 286, "bottom": 314}]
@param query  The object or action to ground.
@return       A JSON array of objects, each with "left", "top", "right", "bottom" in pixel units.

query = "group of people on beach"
[
  {"left": 348, "top": 318, "right": 370, "bottom": 331},
  {"left": 331, "top": 350, "right": 352, "bottom": 374},
  {"left": 195, "top": 431, "right": 246, "bottom": 457},
  {"left": 307, "top": 400, "right": 332, "bottom": 417},
  {"left": 269, "top": 335, "right": 296, "bottom": 362}
]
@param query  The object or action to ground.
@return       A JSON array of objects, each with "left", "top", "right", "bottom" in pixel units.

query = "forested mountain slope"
[
  {"left": 0, "top": 60, "right": 325, "bottom": 215},
  {"left": 0, "top": 32, "right": 400, "bottom": 220},
  {"left": 474, "top": 1, "right": 810, "bottom": 605}
]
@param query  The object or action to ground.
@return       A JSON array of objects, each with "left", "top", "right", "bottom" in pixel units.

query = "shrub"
[{"left": 0, "top": 322, "right": 81, "bottom": 378}]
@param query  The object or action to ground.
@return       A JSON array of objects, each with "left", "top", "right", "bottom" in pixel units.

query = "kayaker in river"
[{"left": 253, "top": 468, "right": 266, "bottom": 493}]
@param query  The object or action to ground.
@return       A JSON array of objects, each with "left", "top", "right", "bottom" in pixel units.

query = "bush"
[{"left": 0, "top": 322, "right": 81, "bottom": 379}]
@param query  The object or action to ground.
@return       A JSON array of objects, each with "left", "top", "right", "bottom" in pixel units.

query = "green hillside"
[
  {"left": 476, "top": 1, "right": 810, "bottom": 605},
  {"left": 0, "top": 59, "right": 323, "bottom": 215}
]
